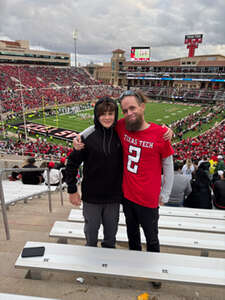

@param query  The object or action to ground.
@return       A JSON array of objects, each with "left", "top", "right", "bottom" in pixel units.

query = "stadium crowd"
[
  {"left": 0, "top": 65, "right": 122, "bottom": 113},
  {"left": 0, "top": 65, "right": 224, "bottom": 210},
  {"left": 171, "top": 104, "right": 224, "bottom": 140},
  {"left": 173, "top": 120, "right": 225, "bottom": 161}
]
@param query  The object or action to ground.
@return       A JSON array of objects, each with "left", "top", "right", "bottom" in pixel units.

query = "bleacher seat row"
[
  {"left": 15, "top": 241, "right": 225, "bottom": 287},
  {"left": 50, "top": 221, "right": 225, "bottom": 257},
  {"left": 68, "top": 209, "right": 225, "bottom": 234}
]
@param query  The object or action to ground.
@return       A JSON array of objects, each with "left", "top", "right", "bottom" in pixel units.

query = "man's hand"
[
  {"left": 159, "top": 196, "right": 164, "bottom": 206},
  {"left": 69, "top": 192, "right": 81, "bottom": 206},
  {"left": 162, "top": 125, "right": 174, "bottom": 142},
  {"left": 73, "top": 134, "right": 85, "bottom": 150}
]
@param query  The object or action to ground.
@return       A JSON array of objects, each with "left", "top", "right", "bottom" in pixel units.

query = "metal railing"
[{"left": 0, "top": 167, "right": 65, "bottom": 240}]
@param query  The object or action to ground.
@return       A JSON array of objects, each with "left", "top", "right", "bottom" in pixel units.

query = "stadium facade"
[
  {"left": 90, "top": 49, "right": 225, "bottom": 104},
  {"left": 0, "top": 40, "right": 70, "bottom": 66}
]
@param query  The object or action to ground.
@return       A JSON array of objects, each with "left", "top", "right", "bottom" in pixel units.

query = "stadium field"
[{"left": 31, "top": 102, "right": 201, "bottom": 132}]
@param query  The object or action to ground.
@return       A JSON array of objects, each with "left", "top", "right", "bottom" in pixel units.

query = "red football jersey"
[{"left": 116, "top": 118, "right": 174, "bottom": 208}]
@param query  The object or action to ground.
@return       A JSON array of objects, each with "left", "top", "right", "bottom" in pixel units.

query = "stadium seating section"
[{"left": 0, "top": 65, "right": 121, "bottom": 112}]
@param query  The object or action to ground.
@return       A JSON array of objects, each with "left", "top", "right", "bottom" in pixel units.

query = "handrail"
[
  {"left": 0, "top": 167, "right": 53, "bottom": 240},
  {"left": 59, "top": 167, "right": 66, "bottom": 207}
]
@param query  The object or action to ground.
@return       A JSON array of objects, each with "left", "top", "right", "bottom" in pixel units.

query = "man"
[
  {"left": 117, "top": 90, "right": 174, "bottom": 288},
  {"left": 117, "top": 90, "right": 174, "bottom": 248},
  {"left": 73, "top": 90, "right": 174, "bottom": 288},
  {"left": 164, "top": 161, "right": 192, "bottom": 207}
]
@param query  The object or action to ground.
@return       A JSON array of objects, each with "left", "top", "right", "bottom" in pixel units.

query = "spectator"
[
  {"left": 164, "top": 161, "right": 192, "bottom": 207},
  {"left": 181, "top": 158, "right": 195, "bottom": 181},
  {"left": 184, "top": 162, "right": 212, "bottom": 209},
  {"left": 117, "top": 90, "right": 174, "bottom": 289},
  {"left": 56, "top": 157, "right": 67, "bottom": 183},
  {"left": 9, "top": 165, "right": 21, "bottom": 181},
  {"left": 21, "top": 158, "right": 42, "bottom": 185},
  {"left": 213, "top": 170, "right": 225, "bottom": 210},
  {"left": 198, "top": 155, "right": 209, "bottom": 167},
  {"left": 215, "top": 155, "right": 225, "bottom": 173},
  {"left": 39, "top": 161, "right": 48, "bottom": 183},
  {"left": 43, "top": 161, "right": 61, "bottom": 186}
]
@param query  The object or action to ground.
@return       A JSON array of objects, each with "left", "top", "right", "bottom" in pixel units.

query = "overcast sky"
[{"left": 1, "top": 0, "right": 225, "bottom": 66}]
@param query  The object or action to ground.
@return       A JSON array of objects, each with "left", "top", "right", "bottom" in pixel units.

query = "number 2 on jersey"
[{"left": 127, "top": 145, "right": 141, "bottom": 174}]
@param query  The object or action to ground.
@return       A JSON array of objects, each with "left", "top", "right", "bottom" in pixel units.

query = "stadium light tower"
[
  {"left": 17, "top": 66, "right": 28, "bottom": 142},
  {"left": 73, "top": 29, "right": 78, "bottom": 67}
]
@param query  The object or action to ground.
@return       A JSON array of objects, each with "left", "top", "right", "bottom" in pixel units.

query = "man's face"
[{"left": 120, "top": 96, "right": 145, "bottom": 131}]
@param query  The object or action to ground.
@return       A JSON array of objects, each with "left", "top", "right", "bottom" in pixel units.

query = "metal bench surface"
[
  {"left": 159, "top": 206, "right": 225, "bottom": 220},
  {"left": 68, "top": 209, "right": 225, "bottom": 233},
  {"left": 15, "top": 241, "right": 225, "bottom": 287},
  {"left": 50, "top": 221, "right": 225, "bottom": 253}
]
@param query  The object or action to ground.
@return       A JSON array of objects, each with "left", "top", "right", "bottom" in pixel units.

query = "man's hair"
[
  {"left": 119, "top": 89, "right": 148, "bottom": 105},
  {"left": 134, "top": 89, "right": 148, "bottom": 104},
  {"left": 27, "top": 157, "right": 35, "bottom": 164}
]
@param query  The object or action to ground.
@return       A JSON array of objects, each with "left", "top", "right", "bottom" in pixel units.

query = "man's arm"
[
  {"left": 73, "top": 125, "right": 94, "bottom": 150},
  {"left": 160, "top": 155, "right": 174, "bottom": 205}
]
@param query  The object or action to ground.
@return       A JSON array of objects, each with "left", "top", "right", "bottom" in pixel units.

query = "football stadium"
[{"left": 0, "top": 33, "right": 225, "bottom": 300}]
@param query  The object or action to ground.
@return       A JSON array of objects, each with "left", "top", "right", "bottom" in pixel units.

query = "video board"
[
  {"left": 184, "top": 34, "right": 203, "bottom": 44},
  {"left": 130, "top": 47, "right": 150, "bottom": 61}
]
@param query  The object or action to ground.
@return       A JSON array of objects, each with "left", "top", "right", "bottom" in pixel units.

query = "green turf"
[{"left": 31, "top": 102, "right": 201, "bottom": 132}]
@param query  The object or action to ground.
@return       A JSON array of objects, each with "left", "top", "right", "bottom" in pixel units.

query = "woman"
[
  {"left": 181, "top": 158, "right": 195, "bottom": 181},
  {"left": 66, "top": 97, "right": 123, "bottom": 248}
]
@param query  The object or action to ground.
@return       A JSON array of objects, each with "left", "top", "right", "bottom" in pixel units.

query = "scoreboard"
[
  {"left": 130, "top": 47, "right": 150, "bottom": 61},
  {"left": 185, "top": 34, "right": 203, "bottom": 44},
  {"left": 184, "top": 34, "right": 203, "bottom": 57}
]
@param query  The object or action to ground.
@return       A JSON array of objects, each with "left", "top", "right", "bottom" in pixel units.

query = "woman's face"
[{"left": 98, "top": 110, "right": 115, "bottom": 128}]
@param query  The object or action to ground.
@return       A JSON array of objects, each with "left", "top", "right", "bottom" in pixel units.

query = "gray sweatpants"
[{"left": 83, "top": 202, "right": 120, "bottom": 248}]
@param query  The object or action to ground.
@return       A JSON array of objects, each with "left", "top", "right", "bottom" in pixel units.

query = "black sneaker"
[{"left": 151, "top": 281, "right": 162, "bottom": 289}]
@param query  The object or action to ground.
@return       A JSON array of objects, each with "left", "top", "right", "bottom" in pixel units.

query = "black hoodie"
[{"left": 66, "top": 98, "right": 123, "bottom": 204}]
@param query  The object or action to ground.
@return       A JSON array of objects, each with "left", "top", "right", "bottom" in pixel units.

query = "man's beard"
[{"left": 125, "top": 114, "right": 143, "bottom": 131}]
